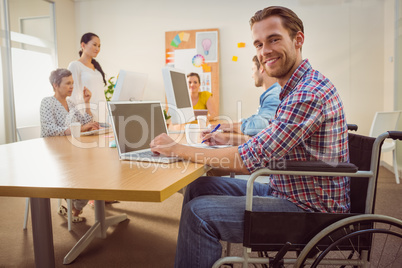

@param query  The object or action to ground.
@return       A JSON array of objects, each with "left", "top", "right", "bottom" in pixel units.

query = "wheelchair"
[{"left": 212, "top": 128, "right": 402, "bottom": 268}]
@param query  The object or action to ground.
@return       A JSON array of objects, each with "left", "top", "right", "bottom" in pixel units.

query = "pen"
[{"left": 201, "top": 124, "right": 221, "bottom": 144}]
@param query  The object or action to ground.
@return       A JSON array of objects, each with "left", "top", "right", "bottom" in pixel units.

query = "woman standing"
[{"left": 68, "top": 32, "right": 107, "bottom": 123}]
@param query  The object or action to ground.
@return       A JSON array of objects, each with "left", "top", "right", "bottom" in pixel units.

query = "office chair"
[
  {"left": 369, "top": 111, "right": 401, "bottom": 184},
  {"left": 17, "top": 126, "right": 73, "bottom": 231}
]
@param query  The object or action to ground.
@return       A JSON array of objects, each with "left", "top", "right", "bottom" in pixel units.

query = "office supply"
[
  {"left": 111, "top": 70, "right": 148, "bottom": 101},
  {"left": 162, "top": 66, "right": 195, "bottom": 124},
  {"left": 194, "top": 109, "right": 208, "bottom": 117},
  {"left": 197, "top": 115, "right": 207, "bottom": 129},
  {"left": 201, "top": 123, "right": 220, "bottom": 143},
  {"left": 0, "top": 135, "right": 207, "bottom": 267},
  {"left": 108, "top": 101, "right": 180, "bottom": 163},
  {"left": 81, "top": 127, "right": 112, "bottom": 136},
  {"left": 185, "top": 124, "right": 200, "bottom": 144},
  {"left": 70, "top": 122, "right": 81, "bottom": 138}
]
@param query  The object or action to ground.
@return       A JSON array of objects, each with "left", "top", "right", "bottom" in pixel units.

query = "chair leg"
[
  {"left": 67, "top": 199, "right": 73, "bottom": 231},
  {"left": 393, "top": 149, "right": 400, "bottom": 184},
  {"left": 58, "top": 198, "right": 61, "bottom": 208},
  {"left": 23, "top": 197, "right": 30, "bottom": 229}
]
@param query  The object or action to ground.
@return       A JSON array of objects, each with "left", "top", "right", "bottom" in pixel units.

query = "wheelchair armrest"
[
  {"left": 347, "top": 124, "right": 358, "bottom": 131},
  {"left": 388, "top": 131, "right": 402, "bottom": 140},
  {"left": 270, "top": 160, "right": 358, "bottom": 173}
]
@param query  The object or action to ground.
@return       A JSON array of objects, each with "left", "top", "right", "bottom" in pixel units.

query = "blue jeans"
[
  {"left": 175, "top": 177, "right": 303, "bottom": 268},
  {"left": 174, "top": 176, "right": 304, "bottom": 268}
]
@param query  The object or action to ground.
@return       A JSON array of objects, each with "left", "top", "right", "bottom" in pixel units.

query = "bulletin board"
[{"left": 165, "top": 28, "right": 219, "bottom": 117}]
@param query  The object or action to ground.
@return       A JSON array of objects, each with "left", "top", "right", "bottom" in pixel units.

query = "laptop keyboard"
[{"left": 125, "top": 150, "right": 180, "bottom": 162}]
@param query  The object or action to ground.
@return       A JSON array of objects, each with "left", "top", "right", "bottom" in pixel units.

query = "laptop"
[{"left": 107, "top": 101, "right": 181, "bottom": 163}]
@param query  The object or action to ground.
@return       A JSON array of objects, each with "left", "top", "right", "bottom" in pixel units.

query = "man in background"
[{"left": 219, "top": 55, "right": 281, "bottom": 136}]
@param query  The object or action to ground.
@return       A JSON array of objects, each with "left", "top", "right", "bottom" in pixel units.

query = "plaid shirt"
[{"left": 238, "top": 59, "right": 350, "bottom": 213}]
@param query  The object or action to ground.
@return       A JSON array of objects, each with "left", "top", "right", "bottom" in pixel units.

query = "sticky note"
[
  {"left": 170, "top": 39, "right": 179, "bottom": 48},
  {"left": 174, "top": 34, "right": 181, "bottom": 45},
  {"left": 237, "top": 42, "right": 246, "bottom": 48},
  {"left": 182, "top": 32, "right": 190, "bottom": 42},
  {"left": 202, "top": 64, "right": 211, "bottom": 72},
  {"left": 232, "top": 56, "right": 238, "bottom": 62}
]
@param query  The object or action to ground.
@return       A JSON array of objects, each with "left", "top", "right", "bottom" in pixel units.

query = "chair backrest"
[
  {"left": 369, "top": 111, "right": 400, "bottom": 138},
  {"left": 348, "top": 133, "right": 377, "bottom": 213},
  {"left": 17, "top": 126, "right": 41, "bottom": 141}
]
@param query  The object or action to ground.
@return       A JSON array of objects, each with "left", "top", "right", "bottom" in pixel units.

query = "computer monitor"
[
  {"left": 111, "top": 70, "right": 148, "bottom": 101},
  {"left": 161, "top": 66, "right": 195, "bottom": 124}
]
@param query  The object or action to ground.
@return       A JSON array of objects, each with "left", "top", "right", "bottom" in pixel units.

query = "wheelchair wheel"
[{"left": 294, "top": 214, "right": 402, "bottom": 267}]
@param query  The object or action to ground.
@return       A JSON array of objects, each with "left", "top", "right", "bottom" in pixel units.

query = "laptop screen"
[{"left": 108, "top": 102, "right": 167, "bottom": 154}]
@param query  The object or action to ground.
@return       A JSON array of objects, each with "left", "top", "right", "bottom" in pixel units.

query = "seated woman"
[
  {"left": 40, "top": 68, "right": 99, "bottom": 222},
  {"left": 187, "top": 72, "right": 217, "bottom": 120}
]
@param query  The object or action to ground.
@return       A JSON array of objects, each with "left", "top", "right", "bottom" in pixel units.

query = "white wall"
[{"left": 66, "top": 0, "right": 388, "bottom": 135}]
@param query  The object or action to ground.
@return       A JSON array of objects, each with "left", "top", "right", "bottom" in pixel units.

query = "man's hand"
[
  {"left": 83, "top": 87, "right": 92, "bottom": 103},
  {"left": 201, "top": 131, "right": 231, "bottom": 146},
  {"left": 150, "top": 133, "right": 180, "bottom": 156}
]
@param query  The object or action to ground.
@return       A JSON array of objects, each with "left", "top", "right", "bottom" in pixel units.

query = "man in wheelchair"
[{"left": 151, "top": 6, "right": 350, "bottom": 268}]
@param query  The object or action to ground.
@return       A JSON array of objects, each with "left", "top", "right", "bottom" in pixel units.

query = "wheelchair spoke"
[{"left": 295, "top": 216, "right": 402, "bottom": 267}]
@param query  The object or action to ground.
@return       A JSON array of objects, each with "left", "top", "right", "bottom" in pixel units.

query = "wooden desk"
[{"left": 0, "top": 134, "right": 207, "bottom": 267}]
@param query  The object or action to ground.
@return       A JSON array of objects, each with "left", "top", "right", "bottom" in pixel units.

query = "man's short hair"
[
  {"left": 252, "top": 55, "right": 260, "bottom": 69},
  {"left": 249, "top": 6, "right": 304, "bottom": 39},
  {"left": 49, "top": 68, "right": 72, "bottom": 88}
]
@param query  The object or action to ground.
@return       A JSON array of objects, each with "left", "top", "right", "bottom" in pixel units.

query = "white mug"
[
  {"left": 197, "top": 115, "right": 207, "bottom": 129},
  {"left": 70, "top": 122, "right": 81, "bottom": 138},
  {"left": 185, "top": 124, "right": 200, "bottom": 144}
]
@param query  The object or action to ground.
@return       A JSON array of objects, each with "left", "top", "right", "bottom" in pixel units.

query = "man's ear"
[
  {"left": 259, "top": 66, "right": 265, "bottom": 74},
  {"left": 294, "top": 31, "right": 304, "bottom": 49}
]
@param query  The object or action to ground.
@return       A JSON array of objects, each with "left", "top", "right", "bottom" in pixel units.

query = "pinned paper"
[
  {"left": 170, "top": 39, "right": 179, "bottom": 48},
  {"left": 232, "top": 56, "right": 238, "bottom": 62},
  {"left": 202, "top": 63, "right": 211, "bottom": 72},
  {"left": 192, "top": 54, "right": 205, "bottom": 67},
  {"left": 171, "top": 32, "right": 190, "bottom": 48},
  {"left": 180, "top": 32, "right": 190, "bottom": 42},
  {"left": 166, "top": 48, "right": 175, "bottom": 64},
  {"left": 237, "top": 42, "right": 246, "bottom": 48}
]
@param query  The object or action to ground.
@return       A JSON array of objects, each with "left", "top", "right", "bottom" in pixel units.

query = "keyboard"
[
  {"left": 122, "top": 150, "right": 181, "bottom": 163},
  {"left": 81, "top": 128, "right": 112, "bottom": 136}
]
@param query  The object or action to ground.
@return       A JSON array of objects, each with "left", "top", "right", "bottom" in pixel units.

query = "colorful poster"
[{"left": 196, "top": 31, "right": 218, "bottom": 63}]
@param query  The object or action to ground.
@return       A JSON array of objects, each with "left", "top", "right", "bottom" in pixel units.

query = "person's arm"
[
  {"left": 82, "top": 87, "right": 93, "bottom": 117},
  {"left": 150, "top": 133, "right": 249, "bottom": 174},
  {"left": 40, "top": 98, "right": 68, "bottom": 137},
  {"left": 206, "top": 95, "right": 218, "bottom": 120},
  {"left": 241, "top": 114, "right": 271, "bottom": 136},
  {"left": 201, "top": 131, "right": 250, "bottom": 146},
  {"left": 67, "top": 61, "right": 83, "bottom": 105},
  {"left": 239, "top": 93, "right": 324, "bottom": 173},
  {"left": 241, "top": 85, "right": 281, "bottom": 136}
]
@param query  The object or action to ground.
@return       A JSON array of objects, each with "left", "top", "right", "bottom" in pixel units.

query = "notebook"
[{"left": 107, "top": 101, "right": 181, "bottom": 163}]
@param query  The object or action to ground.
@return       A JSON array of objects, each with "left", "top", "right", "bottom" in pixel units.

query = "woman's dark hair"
[
  {"left": 186, "top": 72, "right": 200, "bottom": 83},
  {"left": 49, "top": 68, "right": 72, "bottom": 90},
  {"left": 79, "top": 32, "right": 106, "bottom": 86}
]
